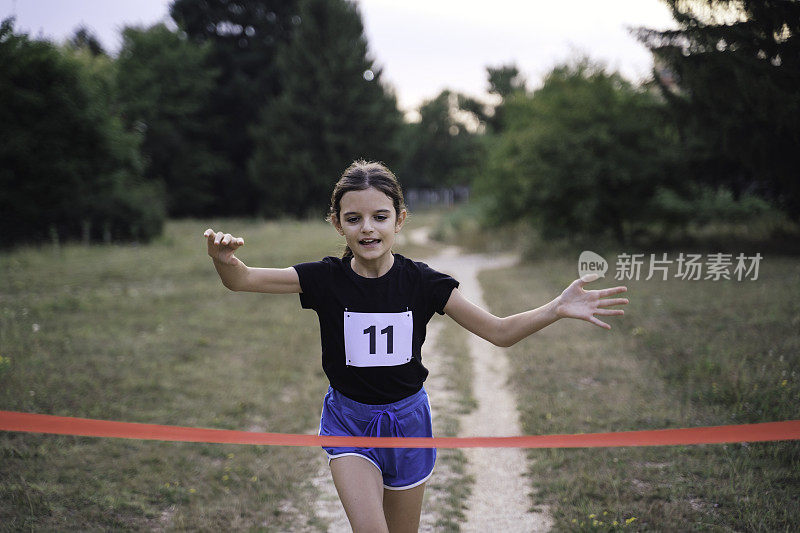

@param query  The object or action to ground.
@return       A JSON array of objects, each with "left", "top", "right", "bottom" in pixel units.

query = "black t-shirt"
[{"left": 293, "top": 253, "right": 459, "bottom": 404}]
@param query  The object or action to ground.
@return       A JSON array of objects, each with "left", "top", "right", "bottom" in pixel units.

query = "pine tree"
[
  {"left": 636, "top": 0, "right": 800, "bottom": 218},
  {"left": 248, "top": 0, "right": 401, "bottom": 217},
  {"left": 116, "top": 24, "right": 223, "bottom": 217},
  {"left": 170, "top": 0, "right": 300, "bottom": 215}
]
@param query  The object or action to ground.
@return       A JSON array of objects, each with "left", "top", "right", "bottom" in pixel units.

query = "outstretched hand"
[
  {"left": 555, "top": 274, "right": 628, "bottom": 329},
  {"left": 204, "top": 228, "right": 244, "bottom": 266}
]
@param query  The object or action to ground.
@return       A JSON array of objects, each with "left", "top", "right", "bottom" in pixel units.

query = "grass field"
[
  {"left": 0, "top": 216, "right": 439, "bottom": 530},
  {"left": 479, "top": 252, "right": 799, "bottom": 531},
  {"left": 2, "top": 213, "right": 798, "bottom": 531}
]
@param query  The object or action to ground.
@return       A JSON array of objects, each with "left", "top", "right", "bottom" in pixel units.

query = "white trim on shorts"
[
  {"left": 383, "top": 465, "right": 434, "bottom": 490},
  {"left": 325, "top": 452, "right": 435, "bottom": 491},
  {"left": 326, "top": 452, "right": 381, "bottom": 473}
]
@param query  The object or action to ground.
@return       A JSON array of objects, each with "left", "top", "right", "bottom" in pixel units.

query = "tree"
[
  {"left": 487, "top": 63, "right": 527, "bottom": 99},
  {"left": 485, "top": 63, "right": 527, "bottom": 133},
  {"left": 116, "top": 23, "right": 224, "bottom": 217},
  {"left": 0, "top": 18, "right": 164, "bottom": 246},
  {"left": 247, "top": 0, "right": 402, "bottom": 217},
  {"left": 636, "top": 0, "right": 800, "bottom": 218},
  {"left": 396, "top": 90, "right": 484, "bottom": 189},
  {"left": 68, "top": 26, "right": 106, "bottom": 57},
  {"left": 393, "top": 64, "right": 527, "bottom": 192},
  {"left": 170, "top": 0, "right": 300, "bottom": 215},
  {"left": 451, "top": 64, "right": 528, "bottom": 135},
  {"left": 478, "top": 59, "right": 679, "bottom": 243}
]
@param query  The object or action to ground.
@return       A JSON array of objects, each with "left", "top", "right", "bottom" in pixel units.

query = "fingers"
[
  {"left": 597, "top": 286, "right": 628, "bottom": 297},
  {"left": 224, "top": 235, "right": 244, "bottom": 247},
  {"left": 203, "top": 229, "right": 244, "bottom": 248},
  {"left": 589, "top": 316, "right": 612, "bottom": 330},
  {"left": 594, "top": 308, "right": 625, "bottom": 316},
  {"left": 204, "top": 228, "right": 220, "bottom": 245},
  {"left": 597, "top": 297, "right": 629, "bottom": 308},
  {"left": 575, "top": 276, "right": 628, "bottom": 296},
  {"left": 207, "top": 230, "right": 221, "bottom": 245}
]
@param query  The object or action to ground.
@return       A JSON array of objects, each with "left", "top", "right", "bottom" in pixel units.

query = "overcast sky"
[{"left": 2, "top": 0, "right": 676, "bottom": 111}]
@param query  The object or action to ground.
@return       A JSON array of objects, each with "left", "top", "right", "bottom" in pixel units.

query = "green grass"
[
  {"left": 478, "top": 253, "right": 800, "bottom": 531},
  {"left": 0, "top": 214, "right": 442, "bottom": 530}
]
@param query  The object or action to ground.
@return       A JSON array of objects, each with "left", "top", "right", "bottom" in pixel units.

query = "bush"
[
  {"left": 0, "top": 18, "right": 165, "bottom": 247},
  {"left": 477, "top": 58, "right": 680, "bottom": 244}
]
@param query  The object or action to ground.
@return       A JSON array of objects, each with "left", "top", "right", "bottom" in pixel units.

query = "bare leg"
[
  {"left": 330, "top": 455, "right": 388, "bottom": 533},
  {"left": 383, "top": 482, "right": 426, "bottom": 533}
]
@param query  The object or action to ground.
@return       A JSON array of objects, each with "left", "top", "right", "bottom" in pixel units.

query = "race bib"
[{"left": 343, "top": 310, "right": 413, "bottom": 367}]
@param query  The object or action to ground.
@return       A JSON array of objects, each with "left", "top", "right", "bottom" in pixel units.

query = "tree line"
[
  {"left": 474, "top": 0, "right": 799, "bottom": 244},
  {"left": 1, "top": 0, "right": 797, "bottom": 247}
]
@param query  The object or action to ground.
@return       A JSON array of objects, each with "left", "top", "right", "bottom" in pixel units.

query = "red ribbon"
[{"left": 2, "top": 411, "right": 799, "bottom": 448}]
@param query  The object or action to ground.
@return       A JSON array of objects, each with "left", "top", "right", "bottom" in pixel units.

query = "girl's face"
[{"left": 333, "top": 187, "right": 406, "bottom": 264}]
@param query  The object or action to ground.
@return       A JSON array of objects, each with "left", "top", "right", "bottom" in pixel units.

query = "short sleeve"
[
  {"left": 293, "top": 258, "right": 333, "bottom": 310},
  {"left": 419, "top": 262, "right": 459, "bottom": 315}
]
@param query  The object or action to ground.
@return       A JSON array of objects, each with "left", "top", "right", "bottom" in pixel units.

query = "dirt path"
[
  {"left": 310, "top": 228, "right": 551, "bottom": 531},
  {"left": 423, "top": 241, "right": 552, "bottom": 532}
]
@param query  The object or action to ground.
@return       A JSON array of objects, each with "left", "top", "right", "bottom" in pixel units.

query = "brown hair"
[{"left": 329, "top": 160, "right": 406, "bottom": 259}]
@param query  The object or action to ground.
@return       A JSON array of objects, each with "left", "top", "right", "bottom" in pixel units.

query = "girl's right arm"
[{"left": 204, "top": 228, "right": 301, "bottom": 294}]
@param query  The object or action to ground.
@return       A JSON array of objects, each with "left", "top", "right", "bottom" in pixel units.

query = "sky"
[{"left": 1, "top": 0, "right": 676, "bottom": 112}]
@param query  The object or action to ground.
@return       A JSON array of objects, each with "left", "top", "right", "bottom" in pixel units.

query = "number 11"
[{"left": 363, "top": 325, "right": 394, "bottom": 354}]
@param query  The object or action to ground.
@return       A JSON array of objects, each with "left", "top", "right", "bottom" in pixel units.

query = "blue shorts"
[{"left": 318, "top": 386, "right": 436, "bottom": 490}]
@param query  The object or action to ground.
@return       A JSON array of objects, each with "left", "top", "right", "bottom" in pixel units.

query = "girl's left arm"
[{"left": 443, "top": 275, "right": 628, "bottom": 347}]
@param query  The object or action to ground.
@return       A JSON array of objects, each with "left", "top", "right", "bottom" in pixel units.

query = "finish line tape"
[{"left": 2, "top": 411, "right": 799, "bottom": 448}]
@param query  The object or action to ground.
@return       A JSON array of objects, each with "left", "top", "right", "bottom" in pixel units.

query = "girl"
[{"left": 203, "top": 160, "right": 628, "bottom": 532}]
